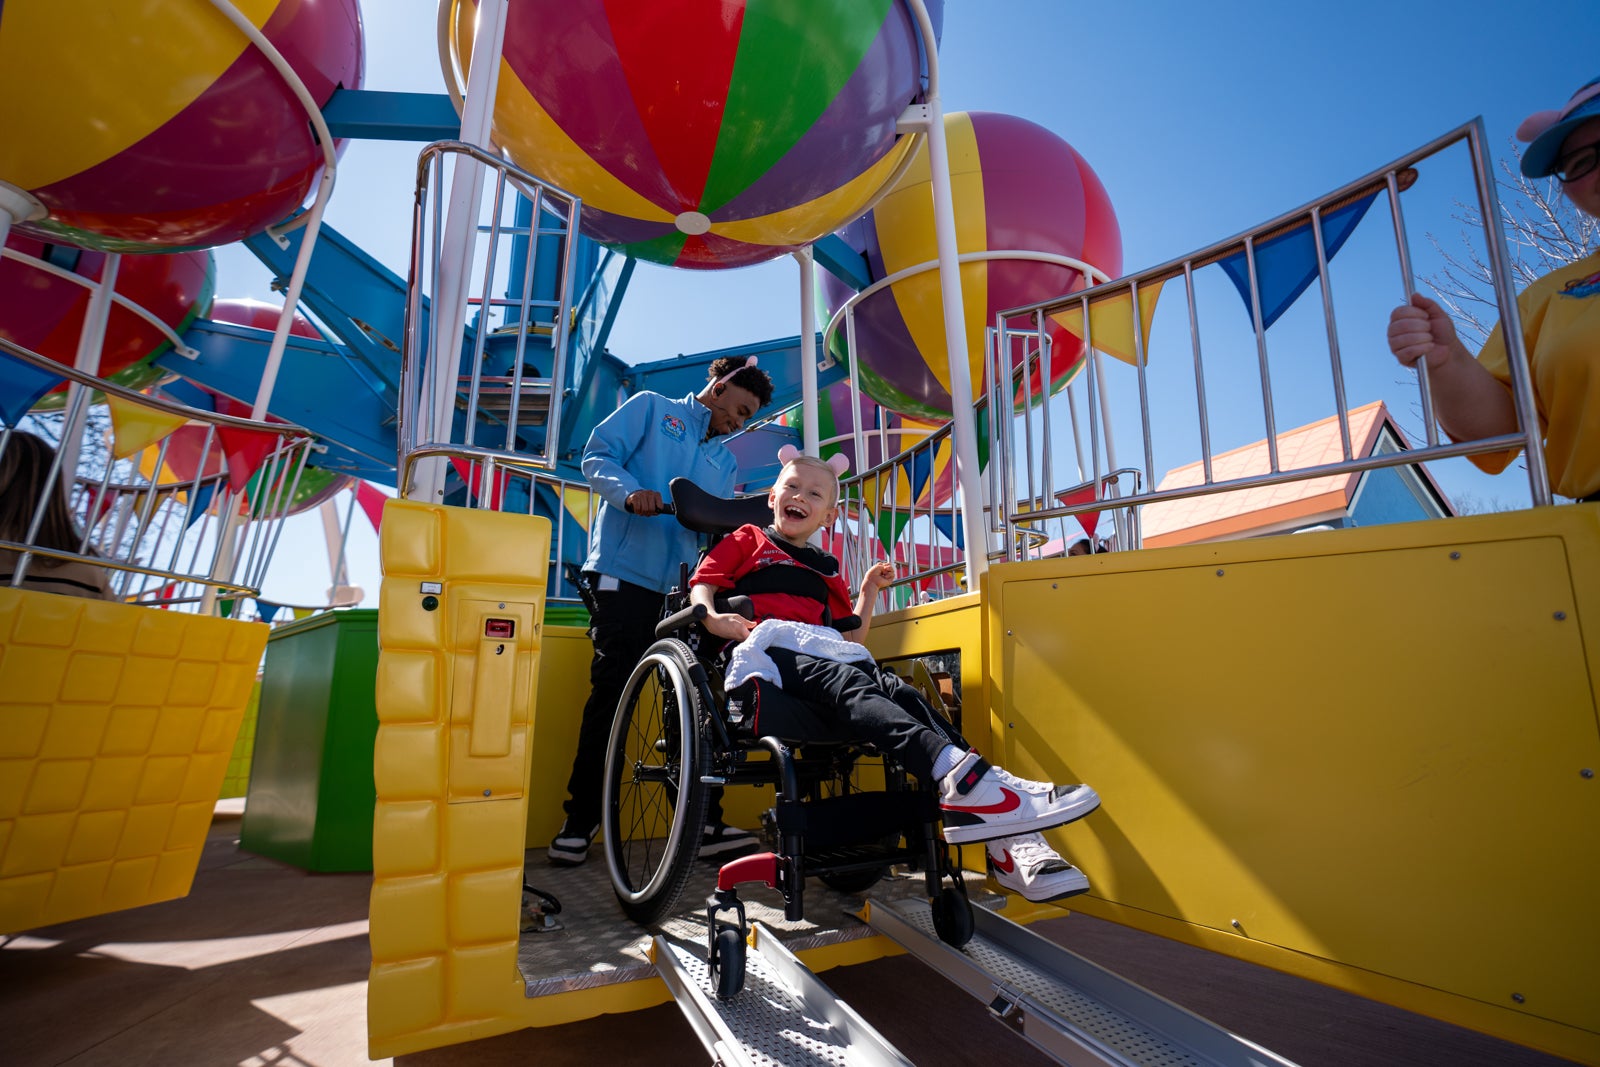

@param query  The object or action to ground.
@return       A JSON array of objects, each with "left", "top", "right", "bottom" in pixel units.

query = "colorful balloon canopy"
[
  {"left": 0, "top": 233, "right": 214, "bottom": 408},
  {"left": 0, "top": 0, "right": 363, "bottom": 252},
  {"left": 822, "top": 111, "right": 1122, "bottom": 419},
  {"left": 447, "top": 0, "right": 940, "bottom": 269}
]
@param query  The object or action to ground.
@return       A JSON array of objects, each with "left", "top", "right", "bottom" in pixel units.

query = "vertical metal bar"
[
  {"left": 1183, "top": 260, "right": 1215, "bottom": 484},
  {"left": 1242, "top": 234, "right": 1280, "bottom": 472},
  {"left": 464, "top": 172, "right": 510, "bottom": 447},
  {"left": 1385, "top": 168, "right": 1440, "bottom": 449},
  {"left": 1035, "top": 309, "right": 1054, "bottom": 514},
  {"left": 796, "top": 247, "right": 820, "bottom": 456},
  {"left": 1129, "top": 278, "right": 1156, "bottom": 494},
  {"left": 545, "top": 192, "right": 583, "bottom": 466},
  {"left": 1310, "top": 205, "right": 1354, "bottom": 460},
  {"left": 507, "top": 186, "right": 542, "bottom": 447},
  {"left": 1466, "top": 121, "right": 1551, "bottom": 505},
  {"left": 846, "top": 307, "right": 867, "bottom": 471}
]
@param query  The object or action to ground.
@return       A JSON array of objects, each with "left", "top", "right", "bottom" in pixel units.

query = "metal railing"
[
  {"left": 819, "top": 118, "right": 1542, "bottom": 597},
  {"left": 399, "top": 443, "right": 598, "bottom": 607},
  {"left": 0, "top": 339, "right": 317, "bottom": 611},
  {"left": 399, "top": 141, "right": 582, "bottom": 489}
]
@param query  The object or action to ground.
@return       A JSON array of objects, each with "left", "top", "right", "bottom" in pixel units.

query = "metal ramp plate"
[
  {"left": 653, "top": 923, "right": 912, "bottom": 1067},
  {"left": 864, "top": 896, "right": 1300, "bottom": 1067}
]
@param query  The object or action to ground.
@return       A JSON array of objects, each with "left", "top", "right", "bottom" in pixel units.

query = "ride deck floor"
[
  {"left": 517, "top": 845, "right": 1001, "bottom": 997},
  {"left": 0, "top": 805, "right": 1579, "bottom": 1067}
]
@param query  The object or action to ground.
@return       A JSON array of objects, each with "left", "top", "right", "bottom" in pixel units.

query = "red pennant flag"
[
  {"left": 217, "top": 425, "right": 282, "bottom": 493},
  {"left": 354, "top": 480, "right": 388, "bottom": 531}
]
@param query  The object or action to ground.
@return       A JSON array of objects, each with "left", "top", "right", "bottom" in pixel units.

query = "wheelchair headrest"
[{"left": 669, "top": 477, "right": 773, "bottom": 535}]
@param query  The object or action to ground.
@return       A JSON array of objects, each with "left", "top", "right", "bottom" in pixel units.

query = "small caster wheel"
[
  {"left": 714, "top": 925, "right": 746, "bottom": 999},
  {"left": 932, "top": 886, "right": 974, "bottom": 948}
]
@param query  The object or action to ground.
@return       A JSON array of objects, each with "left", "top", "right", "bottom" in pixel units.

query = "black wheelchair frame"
[{"left": 598, "top": 478, "right": 975, "bottom": 998}]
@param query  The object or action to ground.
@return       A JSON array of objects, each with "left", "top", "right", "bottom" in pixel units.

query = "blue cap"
[{"left": 1518, "top": 76, "right": 1600, "bottom": 178}]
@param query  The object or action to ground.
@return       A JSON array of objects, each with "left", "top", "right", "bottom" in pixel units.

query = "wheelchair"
[{"left": 599, "top": 478, "right": 975, "bottom": 998}]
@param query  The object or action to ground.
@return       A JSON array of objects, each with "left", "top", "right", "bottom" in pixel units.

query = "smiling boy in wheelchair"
[{"left": 687, "top": 448, "right": 1101, "bottom": 904}]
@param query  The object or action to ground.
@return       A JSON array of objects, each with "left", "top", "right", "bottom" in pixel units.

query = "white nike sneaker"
[
  {"left": 938, "top": 750, "right": 1100, "bottom": 844},
  {"left": 987, "top": 833, "right": 1090, "bottom": 902}
]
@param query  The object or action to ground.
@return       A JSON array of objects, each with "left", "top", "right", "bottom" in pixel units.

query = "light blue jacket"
[{"left": 582, "top": 391, "right": 738, "bottom": 593}]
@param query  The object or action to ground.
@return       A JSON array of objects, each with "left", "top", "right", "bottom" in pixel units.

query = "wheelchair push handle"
[{"left": 623, "top": 495, "right": 676, "bottom": 516}]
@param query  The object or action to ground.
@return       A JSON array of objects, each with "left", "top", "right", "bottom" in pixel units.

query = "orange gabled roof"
[{"left": 1140, "top": 401, "right": 1396, "bottom": 548}]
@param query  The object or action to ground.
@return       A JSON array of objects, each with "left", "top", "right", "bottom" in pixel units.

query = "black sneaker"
[
  {"left": 698, "top": 822, "right": 758, "bottom": 860},
  {"left": 548, "top": 820, "right": 598, "bottom": 867}
]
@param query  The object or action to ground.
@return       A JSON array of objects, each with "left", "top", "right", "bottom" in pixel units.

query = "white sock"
[{"left": 931, "top": 745, "right": 964, "bottom": 781}]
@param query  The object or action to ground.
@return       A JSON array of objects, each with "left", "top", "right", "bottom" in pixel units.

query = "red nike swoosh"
[
  {"left": 947, "top": 786, "right": 1021, "bottom": 815},
  {"left": 991, "top": 851, "right": 1016, "bottom": 874}
]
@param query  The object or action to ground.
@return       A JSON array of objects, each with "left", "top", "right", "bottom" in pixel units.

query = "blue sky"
[{"left": 220, "top": 0, "right": 1600, "bottom": 605}]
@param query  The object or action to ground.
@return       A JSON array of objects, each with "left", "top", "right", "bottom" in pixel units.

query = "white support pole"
[
  {"left": 909, "top": 0, "right": 988, "bottom": 587},
  {"left": 794, "top": 247, "right": 820, "bottom": 456},
  {"left": 410, "top": 0, "right": 509, "bottom": 502},
  {"left": 59, "top": 252, "right": 120, "bottom": 480}
]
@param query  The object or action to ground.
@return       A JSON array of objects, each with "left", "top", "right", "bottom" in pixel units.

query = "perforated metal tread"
[
  {"left": 655, "top": 926, "right": 912, "bottom": 1067},
  {"left": 866, "top": 897, "right": 1300, "bottom": 1067},
  {"left": 517, "top": 848, "right": 998, "bottom": 997}
]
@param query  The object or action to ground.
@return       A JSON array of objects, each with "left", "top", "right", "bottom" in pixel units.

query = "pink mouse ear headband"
[
  {"left": 777, "top": 444, "right": 850, "bottom": 476},
  {"left": 712, "top": 355, "right": 758, "bottom": 389}
]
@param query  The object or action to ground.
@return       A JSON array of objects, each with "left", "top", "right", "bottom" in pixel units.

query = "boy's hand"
[
  {"left": 860, "top": 560, "right": 895, "bottom": 596},
  {"left": 704, "top": 611, "right": 756, "bottom": 643}
]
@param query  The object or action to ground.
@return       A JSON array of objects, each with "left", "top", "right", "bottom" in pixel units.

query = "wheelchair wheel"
[
  {"left": 603, "top": 639, "right": 711, "bottom": 925},
  {"left": 713, "top": 925, "right": 746, "bottom": 1000}
]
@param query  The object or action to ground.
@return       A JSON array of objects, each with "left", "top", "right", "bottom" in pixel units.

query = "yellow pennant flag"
[
  {"left": 1050, "top": 278, "right": 1166, "bottom": 366},
  {"left": 107, "top": 394, "right": 188, "bottom": 460},
  {"left": 561, "top": 485, "right": 594, "bottom": 533}
]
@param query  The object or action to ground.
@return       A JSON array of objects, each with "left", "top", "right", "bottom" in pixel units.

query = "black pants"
[
  {"left": 730, "top": 647, "right": 965, "bottom": 781},
  {"left": 562, "top": 574, "right": 725, "bottom": 830}
]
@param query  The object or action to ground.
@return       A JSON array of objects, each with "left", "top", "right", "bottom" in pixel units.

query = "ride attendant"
[
  {"left": 549, "top": 356, "right": 775, "bottom": 866},
  {"left": 1387, "top": 74, "right": 1600, "bottom": 503},
  {"left": 0, "top": 431, "right": 118, "bottom": 601}
]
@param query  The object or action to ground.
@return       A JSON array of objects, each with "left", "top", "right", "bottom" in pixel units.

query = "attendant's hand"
[
  {"left": 1388, "top": 294, "right": 1464, "bottom": 371},
  {"left": 625, "top": 489, "right": 665, "bottom": 516}
]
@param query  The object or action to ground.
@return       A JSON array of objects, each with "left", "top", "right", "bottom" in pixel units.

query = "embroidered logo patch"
[
  {"left": 660, "top": 415, "right": 686, "bottom": 441},
  {"left": 1560, "top": 270, "right": 1600, "bottom": 300}
]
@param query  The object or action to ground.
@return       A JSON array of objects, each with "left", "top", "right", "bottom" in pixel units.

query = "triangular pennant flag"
[
  {"left": 216, "top": 425, "right": 281, "bottom": 493},
  {"left": 561, "top": 485, "right": 593, "bottom": 533},
  {"left": 292, "top": 607, "right": 312, "bottom": 621},
  {"left": 1056, "top": 483, "right": 1103, "bottom": 539},
  {"left": 931, "top": 512, "right": 966, "bottom": 550},
  {"left": 0, "top": 352, "right": 66, "bottom": 425},
  {"left": 185, "top": 481, "right": 218, "bottom": 528},
  {"left": 106, "top": 395, "right": 188, "bottom": 460},
  {"left": 1050, "top": 278, "right": 1166, "bottom": 366},
  {"left": 1217, "top": 192, "right": 1377, "bottom": 331},
  {"left": 219, "top": 598, "right": 235, "bottom": 618},
  {"left": 354, "top": 480, "right": 388, "bottom": 531},
  {"left": 255, "top": 599, "right": 282, "bottom": 624}
]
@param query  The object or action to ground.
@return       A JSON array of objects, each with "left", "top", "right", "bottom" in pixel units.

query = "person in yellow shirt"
[{"left": 1387, "top": 75, "right": 1600, "bottom": 503}]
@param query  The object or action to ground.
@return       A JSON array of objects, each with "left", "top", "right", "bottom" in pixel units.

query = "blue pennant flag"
[
  {"left": 1218, "top": 191, "right": 1379, "bottom": 331},
  {"left": 255, "top": 599, "right": 282, "bottom": 624},
  {"left": 932, "top": 513, "right": 965, "bottom": 550},
  {"left": 185, "top": 481, "right": 219, "bottom": 529},
  {"left": 0, "top": 352, "right": 66, "bottom": 425}
]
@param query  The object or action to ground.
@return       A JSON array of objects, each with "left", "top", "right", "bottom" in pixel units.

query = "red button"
[{"left": 485, "top": 618, "right": 515, "bottom": 638}]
